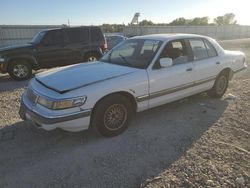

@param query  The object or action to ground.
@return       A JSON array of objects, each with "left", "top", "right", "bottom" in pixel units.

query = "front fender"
[{"left": 5, "top": 55, "right": 38, "bottom": 69}]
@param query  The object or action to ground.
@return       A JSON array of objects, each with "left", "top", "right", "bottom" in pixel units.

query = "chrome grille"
[{"left": 27, "top": 88, "right": 38, "bottom": 104}]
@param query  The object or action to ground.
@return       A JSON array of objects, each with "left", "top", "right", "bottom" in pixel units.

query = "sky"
[{"left": 0, "top": 0, "right": 249, "bottom": 25}]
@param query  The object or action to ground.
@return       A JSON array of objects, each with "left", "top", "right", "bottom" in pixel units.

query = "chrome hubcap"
[
  {"left": 103, "top": 104, "right": 127, "bottom": 131},
  {"left": 13, "top": 64, "right": 28, "bottom": 78},
  {"left": 88, "top": 56, "right": 97, "bottom": 61},
  {"left": 216, "top": 76, "right": 227, "bottom": 94}
]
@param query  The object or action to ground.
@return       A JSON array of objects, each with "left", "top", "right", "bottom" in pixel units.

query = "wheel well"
[
  {"left": 219, "top": 68, "right": 233, "bottom": 80},
  {"left": 7, "top": 58, "right": 35, "bottom": 70},
  {"left": 94, "top": 91, "right": 137, "bottom": 111},
  {"left": 84, "top": 51, "right": 101, "bottom": 57},
  {"left": 91, "top": 91, "right": 137, "bottom": 121}
]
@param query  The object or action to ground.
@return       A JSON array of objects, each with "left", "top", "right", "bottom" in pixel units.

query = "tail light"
[{"left": 100, "top": 40, "right": 108, "bottom": 52}]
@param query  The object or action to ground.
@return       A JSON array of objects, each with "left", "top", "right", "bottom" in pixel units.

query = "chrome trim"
[
  {"left": 136, "top": 94, "right": 150, "bottom": 102},
  {"left": 233, "top": 67, "right": 247, "bottom": 74},
  {"left": 136, "top": 76, "right": 216, "bottom": 102},
  {"left": 26, "top": 87, "right": 87, "bottom": 110},
  {"left": 150, "top": 82, "right": 194, "bottom": 99},
  {"left": 194, "top": 75, "right": 217, "bottom": 85}
]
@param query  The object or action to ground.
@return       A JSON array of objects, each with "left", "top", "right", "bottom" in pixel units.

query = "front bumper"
[{"left": 19, "top": 95, "right": 92, "bottom": 132}]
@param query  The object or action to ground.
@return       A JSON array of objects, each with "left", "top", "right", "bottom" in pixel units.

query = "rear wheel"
[
  {"left": 8, "top": 61, "right": 32, "bottom": 81},
  {"left": 84, "top": 52, "right": 101, "bottom": 62},
  {"left": 208, "top": 71, "right": 229, "bottom": 98},
  {"left": 91, "top": 94, "right": 133, "bottom": 137}
]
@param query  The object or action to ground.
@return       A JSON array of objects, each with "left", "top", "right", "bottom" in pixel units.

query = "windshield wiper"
[{"left": 119, "top": 54, "right": 133, "bottom": 67}]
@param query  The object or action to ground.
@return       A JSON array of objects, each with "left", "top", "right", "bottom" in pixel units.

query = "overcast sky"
[{"left": 1, "top": 0, "right": 249, "bottom": 25}]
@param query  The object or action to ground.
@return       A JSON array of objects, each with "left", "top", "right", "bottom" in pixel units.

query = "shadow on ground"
[
  {"left": 0, "top": 74, "right": 29, "bottom": 91},
  {"left": 0, "top": 94, "right": 228, "bottom": 188},
  {"left": 0, "top": 69, "right": 45, "bottom": 92}
]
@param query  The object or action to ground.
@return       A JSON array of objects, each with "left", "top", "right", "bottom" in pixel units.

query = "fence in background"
[
  {"left": 1, "top": 25, "right": 250, "bottom": 48},
  {"left": 123, "top": 25, "right": 250, "bottom": 40},
  {"left": 0, "top": 25, "right": 61, "bottom": 47}
]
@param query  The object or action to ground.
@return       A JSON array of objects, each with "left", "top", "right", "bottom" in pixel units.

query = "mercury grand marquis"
[{"left": 19, "top": 34, "right": 247, "bottom": 137}]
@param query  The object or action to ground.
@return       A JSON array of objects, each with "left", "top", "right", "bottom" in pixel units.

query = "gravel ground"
[
  {"left": 144, "top": 39, "right": 250, "bottom": 188},
  {"left": 0, "top": 39, "right": 249, "bottom": 188}
]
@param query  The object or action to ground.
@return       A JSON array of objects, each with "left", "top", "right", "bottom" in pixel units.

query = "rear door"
[
  {"left": 35, "top": 30, "right": 69, "bottom": 68},
  {"left": 64, "top": 27, "right": 90, "bottom": 65},
  {"left": 187, "top": 38, "right": 220, "bottom": 89},
  {"left": 148, "top": 39, "right": 196, "bottom": 108}
]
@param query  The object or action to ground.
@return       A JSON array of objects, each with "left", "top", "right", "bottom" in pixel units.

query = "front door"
[
  {"left": 148, "top": 39, "right": 195, "bottom": 108},
  {"left": 35, "top": 30, "right": 69, "bottom": 68}
]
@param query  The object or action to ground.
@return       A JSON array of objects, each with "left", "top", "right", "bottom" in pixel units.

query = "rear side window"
[
  {"left": 43, "top": 30, "right": 64, "bottom": 45},
  {"left": 90, "top": 27, "right": 104, "bottom": 42},
  {"left": 67, "top": 28, "right": 89, "bottom": 43},
  {"left": 189, "top": 39, "right": 208, "bottom": 60},
  {"left": 204, "top": 39, "right": 217, "bottom": 57}
]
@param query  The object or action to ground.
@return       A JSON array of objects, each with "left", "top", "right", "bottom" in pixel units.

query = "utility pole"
[{"left": 68, "top": 19, "right": 70, "bottom": 27}]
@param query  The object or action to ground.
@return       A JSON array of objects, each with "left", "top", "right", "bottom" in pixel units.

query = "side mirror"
[{"left": 159, "top": 57, "right": 173, "bottom": 68}]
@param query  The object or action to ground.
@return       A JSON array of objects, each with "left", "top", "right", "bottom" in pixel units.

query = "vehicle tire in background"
[
  {"left": 91, "top": 94, "right": 133, "bottom": 137},
  {"left": 84, "top": 52, "right": 101, "bottom": 62},
  {"left": 8, "top": 60, "right": 32, "bottom": 81},
  {"left": 208, "top": 71, "right": 229, "bottom": 98}
]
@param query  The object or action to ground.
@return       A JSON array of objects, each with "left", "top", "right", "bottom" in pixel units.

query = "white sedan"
[{"left": 19, "top": 34, "right": 247, "bottom": 137}]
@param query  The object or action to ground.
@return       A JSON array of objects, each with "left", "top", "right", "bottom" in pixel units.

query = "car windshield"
[
  {"left": 30, "top": 31, "right": 46, "bottom": 44},
  {"left": 100, "top": 39, "right": 162, "bottom": 69}
]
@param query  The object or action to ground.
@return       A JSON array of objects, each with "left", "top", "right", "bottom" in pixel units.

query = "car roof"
[
  {"left": 130, "top": 33, "right": 210, "bottom": 41},
  {"left": 105, "top": 34, "right": 125, "bottom": 38},
  {"left": 42, "top": 26, "right": 101, "bottom": 32}
]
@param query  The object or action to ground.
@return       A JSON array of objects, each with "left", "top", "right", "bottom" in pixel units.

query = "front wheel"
[
  {"left": 8, "top": 61, "right": 32, "bottom": 81},
  {"left": 208, "top": 71, "right": 229, "bottom": 98},
  {"left": 91, "top": 94, "right": 133, "bottom": 137}
]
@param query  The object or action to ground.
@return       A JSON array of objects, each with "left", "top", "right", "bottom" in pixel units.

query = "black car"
[{"left": 0, "top": 26, "right": 107, "bottom": 80}]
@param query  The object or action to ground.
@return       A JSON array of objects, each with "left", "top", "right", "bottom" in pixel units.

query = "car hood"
[
  {"left": 0, "top": 43, "right": 33, "bottom": 52},
  {"left": 35, "top": 61, "right": 138, "bottom": 93}
]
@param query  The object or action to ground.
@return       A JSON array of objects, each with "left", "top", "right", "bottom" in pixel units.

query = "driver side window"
[
  {"left": 161, "top": 40, "right": 188, "bottom": 65},
  {"left": 154, "top": 39, "right": 189, "bottom": 69}
]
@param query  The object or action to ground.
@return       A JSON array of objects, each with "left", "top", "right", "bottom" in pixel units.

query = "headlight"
[
  {"left": 37, "top": 96, "right": 87, "bottom": 110},
  {"left": 37, "top": 96, "right": 54, "bottom": 109}
]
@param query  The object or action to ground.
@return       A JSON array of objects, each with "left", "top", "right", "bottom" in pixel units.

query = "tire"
[
  {"left": 84, "top": 52, "right": 101, "bottom": 62},
  {"left": 91, "top": 94, "right": 133, "bottom": 137},
  {"left": 208, "top": 71, "right": 229, "bottom": 98},
  {"left": 8, "top": 60, "right": 32, "bottom": 81}
]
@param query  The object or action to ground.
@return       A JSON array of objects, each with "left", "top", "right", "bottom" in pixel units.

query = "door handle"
[
  {"left": 216, "top": 61, "right": 220, "bottom": 65},
  {"left": 186, "top": 68, "right": 193, "bottom": 72}
]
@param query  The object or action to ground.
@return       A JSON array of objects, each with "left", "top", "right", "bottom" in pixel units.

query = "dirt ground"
[
  {"left": 144, "top": 39, "right": 250, "bottom": 188},
  {"left": 0, "top": 39, "right": 249, "bottom": 188}
]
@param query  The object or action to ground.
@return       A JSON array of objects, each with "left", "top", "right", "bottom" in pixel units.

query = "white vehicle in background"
[
  {"left": 19, "top": 34, "right": 247, "bottom": 137},
  {"left": 105, "top": 34, "right": 127, "bottom": 50}
]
